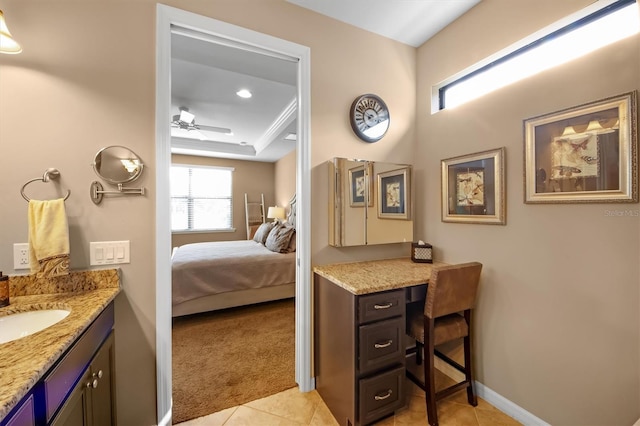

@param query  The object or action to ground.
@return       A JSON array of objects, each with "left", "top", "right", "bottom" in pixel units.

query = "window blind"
[{"left": 170, "top": 165, "right": 234, "bottom": 231}]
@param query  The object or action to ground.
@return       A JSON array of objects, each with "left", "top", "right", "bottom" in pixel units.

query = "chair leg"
[
  {"left": 464, "top": 310, "right": 477, "bottom": 407},
  {"left": 424, "top": 317, "right": 438, "bottom": 426}
]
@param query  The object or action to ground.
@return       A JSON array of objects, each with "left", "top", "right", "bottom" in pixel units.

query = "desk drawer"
[
  {"left": 358, "top": 365, "right": 405, "bottom": 425},
  {"left": 358, "top": 290, "right": 404, "bottom": 324},
  {"left": 358, "top": 317, "right": 404, "bottom": 374}
]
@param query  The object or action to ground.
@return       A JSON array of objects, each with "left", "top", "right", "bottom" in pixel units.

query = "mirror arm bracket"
[{"left": 90, "top": 181, "right": 146, "bottom": 205}]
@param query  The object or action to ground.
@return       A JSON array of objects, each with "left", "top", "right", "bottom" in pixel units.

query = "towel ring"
[{"left": 21, "top": 168, "right": 71, "bottom": 202}]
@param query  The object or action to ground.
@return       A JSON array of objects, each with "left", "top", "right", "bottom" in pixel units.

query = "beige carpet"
[{"left": 171, "top": 299, "right": 296, "bottom": 424}]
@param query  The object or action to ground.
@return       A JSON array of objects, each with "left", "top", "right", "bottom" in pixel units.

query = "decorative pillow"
[
  {"left": 265, "top": 223, "right": 295, "bottom": 253},
  {"left": 286, "top": 230, "right": 296, "bottom": 253},
  {"left": 252, "top": 222, "right": 275, "bottom": 244}
]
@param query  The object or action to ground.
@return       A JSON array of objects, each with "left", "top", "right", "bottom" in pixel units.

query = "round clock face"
[{"left": 349, "top": 94, "right": 390, "bottom": 143}]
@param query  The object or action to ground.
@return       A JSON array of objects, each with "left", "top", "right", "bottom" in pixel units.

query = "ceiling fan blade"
[
  {"left": 193, "top": 129, "right": 209, "bottom": 141},
  {"left": 198, "top": 124, "right": 233, "bottom": 135}
]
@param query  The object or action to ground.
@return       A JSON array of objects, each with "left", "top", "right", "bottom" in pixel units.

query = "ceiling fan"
[{"left": 171, "top": 106, "right": 232, "bottom": 140}]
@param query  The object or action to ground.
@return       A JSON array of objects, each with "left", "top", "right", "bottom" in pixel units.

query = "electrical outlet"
[{"left": 13, "top": 243, "right": 30, "bottom": 270}]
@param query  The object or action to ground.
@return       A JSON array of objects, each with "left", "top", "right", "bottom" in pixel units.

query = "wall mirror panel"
[{"left": 329, "top": 157, "right": 413, "bottom": 247}]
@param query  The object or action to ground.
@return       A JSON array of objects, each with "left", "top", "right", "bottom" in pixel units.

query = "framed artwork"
[
  {"left": 524, "top": 91, "right": 637, "bottom": 203},
  {"left": 348, "top": 163, "right": 373, "bottom": 207},
  {"left": 377, "top": 167, "right": 410, "bottom": 219},
  {"left": 441, "top": 147, "right": 506, "bottom": 224}
]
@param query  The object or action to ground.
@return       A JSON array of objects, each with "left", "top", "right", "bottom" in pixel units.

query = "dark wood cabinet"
[
  {"left": 314, "top": 274, "right": 406, "bottom": 426},
  {"left": 1, "top": 303, "right": 116, "bottom": 426},
  {"left": 51, "top": 332, "right": 116, "bottom": 426}
]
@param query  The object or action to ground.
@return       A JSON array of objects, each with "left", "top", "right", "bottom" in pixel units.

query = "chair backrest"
[{"left": 424, "top": 262, "right": 482, "bottom": 319}]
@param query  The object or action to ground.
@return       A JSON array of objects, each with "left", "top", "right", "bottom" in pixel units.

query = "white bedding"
[{"left": 171, "top": 240, "right": 296, "bottom": 307}]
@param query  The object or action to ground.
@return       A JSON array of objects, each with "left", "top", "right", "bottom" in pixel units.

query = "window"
[
  {"left": 435, "top": 0, "right": 640, "bottom": 111},
  {"left": 170, "top": 165, "right": 234, "bottom": 232}
]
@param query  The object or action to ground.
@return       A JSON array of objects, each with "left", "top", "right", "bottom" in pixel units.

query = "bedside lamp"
[
  {"left": 0, "top": 10, "right": 22, "bottom": 54},
  {"left": 267, "top": 206, "right": 285, "bottom": 223}
]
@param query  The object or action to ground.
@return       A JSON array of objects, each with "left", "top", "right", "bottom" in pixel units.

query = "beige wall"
[
  {"left": 0, "top": 1, "right": 415, "bottom": 424},
  {"left": 275, "top": 149, "right": 296, "bottom": 213},
  {"left": 416, "top": 0, "right": 640, "bottom": 424},
  {"left": 4, "top": 1, "right": 632, "bottom": 425},
  {"left": 171, "top": 155, "right": 276, "bottom": 246}
]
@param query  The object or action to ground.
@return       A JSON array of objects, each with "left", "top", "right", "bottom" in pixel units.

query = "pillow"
[
  {"left": 265, "top": 223, "right": 295, "bottom": 253},
  {"left": 286, "top": 230, "right": 296, "bottom": 253},
  {"left": 252, "top": 222, "right": 275, "bottom": 244}
]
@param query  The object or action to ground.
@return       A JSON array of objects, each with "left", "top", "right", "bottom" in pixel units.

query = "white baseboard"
[
  {"left": 434, "top": 358, "right": 549, "bottom": 426},
  {"left": 474, "top": 382, "right": 550, "bottom": 426}
]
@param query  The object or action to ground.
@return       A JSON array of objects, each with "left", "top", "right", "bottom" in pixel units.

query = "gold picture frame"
[
  {"left": 441, "top": 147, "right": 506, "bottom": 225},
  {"left": 377, "top": 167, "right": 410, "bottom": 219},
  {"left": 524, "top": 91, "right": 638, "bottom": 203}
]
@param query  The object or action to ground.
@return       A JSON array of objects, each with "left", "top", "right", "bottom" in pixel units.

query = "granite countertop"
[
  {"left": 0, "top": 269, "right": 121, "bottom": 421},
  {"left": 313, "top": 257, "right": 448, "bottom": 295}
]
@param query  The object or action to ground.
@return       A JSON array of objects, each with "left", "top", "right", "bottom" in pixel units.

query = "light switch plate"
[
  {"left": 90, "top": 241, "right": 130, "bottom": 265},
  {"left": 13, "top": 243, "right": 30, "bottom": 270}
]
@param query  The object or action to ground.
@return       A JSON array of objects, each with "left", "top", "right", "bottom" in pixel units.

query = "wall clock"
[{"left": 349, "top": 94, "right": 390, "bottom": 143}]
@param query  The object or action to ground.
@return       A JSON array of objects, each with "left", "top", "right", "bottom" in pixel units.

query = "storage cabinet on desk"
[{"left": 314, "top": 274, "right": 406, "bottom": 426}]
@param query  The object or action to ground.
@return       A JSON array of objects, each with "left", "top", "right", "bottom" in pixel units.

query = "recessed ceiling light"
[
  {"left": 284, "top": 133, "right": 297, "bottom": 141},
  {"left": 236, "top": 89, "right": 252, "bottom": 98}
]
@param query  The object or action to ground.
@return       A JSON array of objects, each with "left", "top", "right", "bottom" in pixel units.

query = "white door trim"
[{"left": 155, "top": 5, "right": 313, "bottom": 424}]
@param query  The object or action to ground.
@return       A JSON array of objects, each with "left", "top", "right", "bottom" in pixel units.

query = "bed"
[{"left": 171, "top": 195, "right": 297, "bottom": 317}]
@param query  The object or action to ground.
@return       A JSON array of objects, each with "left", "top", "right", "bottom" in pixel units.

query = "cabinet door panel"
[
  {"left": 90, "top": 333, "right": 115, "bottom": 426},
  {"left": 50, "top": 369, "right": 91, "bottom": 426},
  {"left": 4, "top": 394, "right": 35, "bottom": 426}
]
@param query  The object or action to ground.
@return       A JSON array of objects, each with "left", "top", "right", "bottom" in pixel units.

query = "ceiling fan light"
[
  {"left": 0, "top": 10, "right": 22, "bottom": 54},
  {"left": 179, "top": 109, "right": 195, "bottom": 124}
]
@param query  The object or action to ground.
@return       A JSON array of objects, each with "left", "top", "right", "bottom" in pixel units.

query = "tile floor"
[{"left": 176, "top": 371, "right": 522, "bottom": 426}]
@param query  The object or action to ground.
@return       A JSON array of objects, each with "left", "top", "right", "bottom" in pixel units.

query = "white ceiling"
[
  {"left": 170, "top": 1, "right": 480, "bottom": 161},
  {"left": 171, "top": 32, "right": 298, "bottom": 162},
  {"left": 286, "top": 0, "right": 481, "bottom": 47}
]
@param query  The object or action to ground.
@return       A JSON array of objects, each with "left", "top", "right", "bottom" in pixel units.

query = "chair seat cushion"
[{"left": 406, "top": 304, "right": 469, "bottom": 346}]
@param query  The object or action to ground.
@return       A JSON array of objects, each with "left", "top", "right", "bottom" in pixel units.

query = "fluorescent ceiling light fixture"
[
  {"left": 437, "top": 0, "right": 640, "bottom": 110},
  {"left": 0, "top": 10, "right": 22, "bottom": 54},
  {"left": 236, "top": 89, "right": 252, "bottom": 98}
]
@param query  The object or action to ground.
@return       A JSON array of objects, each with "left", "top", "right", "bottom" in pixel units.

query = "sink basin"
[{"left": 0, "top": 309, "right": 71, "bottom": 344}]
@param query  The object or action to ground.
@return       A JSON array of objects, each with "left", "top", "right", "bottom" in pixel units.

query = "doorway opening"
[{"left": 155, "top": 5, "right": 312, "bottom": 425}]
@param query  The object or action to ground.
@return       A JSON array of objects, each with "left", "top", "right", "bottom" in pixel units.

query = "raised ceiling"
[
  {"left": 170, "top": 1, "right": 481, "bottom": 161},
  {"left": 171, "top": 31, "right": 298, "bottom": 162}
]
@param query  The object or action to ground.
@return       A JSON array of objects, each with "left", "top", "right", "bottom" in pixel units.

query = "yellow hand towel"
[{"left": 28, "top": 199, "right": 70, "bottom": 278}]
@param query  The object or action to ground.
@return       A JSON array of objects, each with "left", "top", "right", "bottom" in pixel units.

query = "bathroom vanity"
[
  {"left": 313, "top": 258, "right": 441, "bottom": 425},
  {"left": 0, "top": 270, "right": 120, "bottom": 426}
]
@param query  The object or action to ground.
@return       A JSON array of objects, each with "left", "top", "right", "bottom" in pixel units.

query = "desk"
[{"left": 313, "top": 258, "right": 444, "bottom": 426}]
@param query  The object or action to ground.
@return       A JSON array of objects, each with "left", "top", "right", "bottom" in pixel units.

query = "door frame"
[{"left": 155, "top": 5, "right": 313, "bottom": 424}]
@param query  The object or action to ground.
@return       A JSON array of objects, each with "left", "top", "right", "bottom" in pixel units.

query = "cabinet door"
[
  {"left": 4, "top": 394, "right": 35, "bottom": 426},
  {"left": 50, "top": 369, "right": 91, "bottom": 426},
  {"left": 89, "top": 332, "right": 115, "bottom": 426}
]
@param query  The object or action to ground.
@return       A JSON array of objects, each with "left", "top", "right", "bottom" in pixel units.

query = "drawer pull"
[
  {"left": 374, "top": 340, "right": 393, "bottom": 349},
  {"left": 374, "top": 390, "right": 393, "bottom": 401},
  {"left": 373, "top": 302, "right": 393, "bottom": 310}
]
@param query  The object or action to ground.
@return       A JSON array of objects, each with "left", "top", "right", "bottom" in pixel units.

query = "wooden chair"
[{"left": 405, "top": 262, "right": 483, "bottom": 426}]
